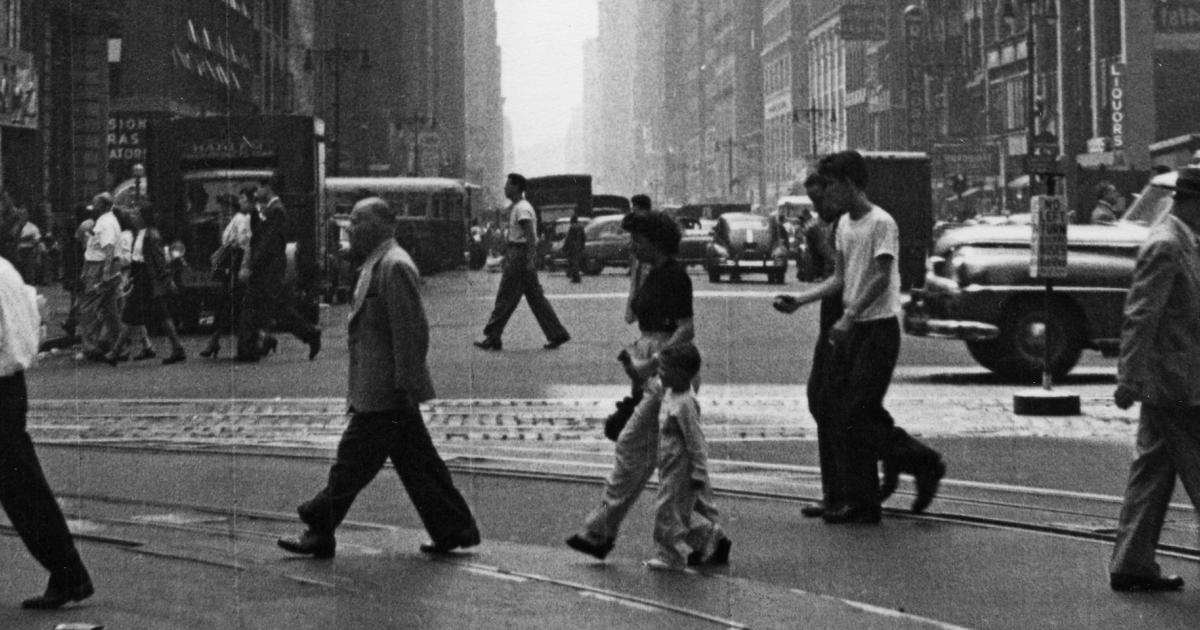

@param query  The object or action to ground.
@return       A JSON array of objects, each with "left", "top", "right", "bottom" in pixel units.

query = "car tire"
[
  {"left": 975, "top": 298, "right": 1085, "bottom": 381},
  {"left": 583, "top": 257, "right": 603, "bottom": 276},
  {"left": 769, "top": 270, "right": 785, "bottom": 284},
  {"left": 707, "top": 268, "right": 720, "bottom": 283}
]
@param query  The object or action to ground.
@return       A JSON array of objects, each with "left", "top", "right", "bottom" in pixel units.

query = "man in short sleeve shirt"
[
  {"left": 475, "top": 173, "right": 569, "bottom": 350},
  {"left": 78, "top": 192, "right": 122, "bottom": 359}
]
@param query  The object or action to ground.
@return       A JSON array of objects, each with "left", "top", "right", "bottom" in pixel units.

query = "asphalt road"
[{"left": 27, "top": 268, "right": 1118, "bottom": 400}]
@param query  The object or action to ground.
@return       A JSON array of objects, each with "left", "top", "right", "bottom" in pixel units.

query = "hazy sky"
[{"left": 496, "top": 0, "right": 598, "bottom": 167}]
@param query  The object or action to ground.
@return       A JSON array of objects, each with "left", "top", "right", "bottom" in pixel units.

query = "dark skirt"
[{"left": 121, "top": 262, "right": 169, "bottom": 326}]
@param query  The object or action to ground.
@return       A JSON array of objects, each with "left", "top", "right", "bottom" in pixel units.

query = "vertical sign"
[
  {"left": 1108, "top": 61, "right": 1125, "bottom": 149},
  {"left": 904, "top": 11, "right": 926, "bottom": 151},
  {"left": 1030, "top": 195, "right": 1068, "bottom": 278}
]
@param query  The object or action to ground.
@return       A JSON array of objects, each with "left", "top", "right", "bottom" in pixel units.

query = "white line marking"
[{"left": 790, "top": 588, "right": 974, "bottom": 630}]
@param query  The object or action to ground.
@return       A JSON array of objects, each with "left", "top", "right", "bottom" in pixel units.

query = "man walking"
[
  {"left": 0, "top": 255, "right": 94, "bottom": 609},
  {"left": 278, "top": 196, "right": 480, "bottom": 558},
  {"left": 474, "top": 173, "right": 569, "bottom": 350},
  {"left": 1107, "top": 166, "right": 1200, "bottom": 592},
  {"left": 78, "top": 192, "right": 122, "bottom": 361},
  {"left": 236, "top": 177, "right": 321, "bottom": 362},
  {"left": 773, "top": 150, "right": 942, "bottom": 524}
]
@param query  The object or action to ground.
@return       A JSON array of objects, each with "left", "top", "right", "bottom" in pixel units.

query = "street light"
[{"left": 1003, "top": 0, "right": 1060, "bottom": 194}]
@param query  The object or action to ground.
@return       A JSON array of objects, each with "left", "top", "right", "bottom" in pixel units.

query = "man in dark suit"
[
  {"left": 236, "top": 176, "right": 321, "bottom": 361},
  {"left": 278, "top": 196, "right": 480, "bottom": 558},
  {"left": 0, "top": 255, "right": 94, "bottom": 609},
  {"left": 1108, "top": 166, "right": 1200, "bottom": 592}
]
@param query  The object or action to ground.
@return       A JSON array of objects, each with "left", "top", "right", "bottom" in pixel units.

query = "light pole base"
[{"left": 1013, "top": 389, "right": 1081, "bottom": 416}]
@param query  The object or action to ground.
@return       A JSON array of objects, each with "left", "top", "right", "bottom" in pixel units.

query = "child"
[{"left": 644, "top": 343, "right": 732, "bottom": 571}]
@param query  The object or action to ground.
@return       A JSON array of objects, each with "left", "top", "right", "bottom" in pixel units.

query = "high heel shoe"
[
  {"left": 199, "top": 341, "right": 221, "bottom": 358},
  {"left": 260, "top": 336, "right": 279, "bottom": 356}
]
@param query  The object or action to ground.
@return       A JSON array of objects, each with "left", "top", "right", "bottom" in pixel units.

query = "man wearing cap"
[
  {"left": 78, "top": 192, "right": 122, "bottom": 360},
  {"left": 1108, "top": 166, "right": 1200, "bottom": 592}
]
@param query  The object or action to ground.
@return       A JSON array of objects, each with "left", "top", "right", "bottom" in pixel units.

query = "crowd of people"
[
  {"left": 68, "top": 176, "right": 321, "bottom": 367},
  {"left": 5, "top": 157, "right": 1200, "bottom": 615}
]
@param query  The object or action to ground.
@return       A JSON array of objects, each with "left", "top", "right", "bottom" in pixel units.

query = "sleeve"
[
  {"left": 872, "top": 213, "right": 899, "bottom": 261},
  {"left": 1117, "top": 239, "right": 1175, "bottom": 394},
  {"left": 380, "top": 257, "right": 433, "bottom": 400}
]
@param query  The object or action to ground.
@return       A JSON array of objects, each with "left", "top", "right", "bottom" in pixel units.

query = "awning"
[{"left": 1007, "top": 175, "right": 1030, "bottom": 189}]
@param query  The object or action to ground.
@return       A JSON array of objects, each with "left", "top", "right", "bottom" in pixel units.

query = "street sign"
[
  {"left": 1026, "top": 131, "right": 1062, "bottom": 175},
  {"left": 1031, "top": 195, "right": 1068, "bottom": 279}
]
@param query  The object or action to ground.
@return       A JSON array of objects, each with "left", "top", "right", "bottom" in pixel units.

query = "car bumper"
[
  {"left": 710, "top": 259, "right": 787, "bottom": 272},
  {"left": 903, "top": 283, "right": 1000, "bottom": 342}
]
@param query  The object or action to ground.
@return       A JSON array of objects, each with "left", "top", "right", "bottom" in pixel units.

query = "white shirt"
[
  {"left": 0, "top": 257, "right": 41, "bottom": 376},
  {"left": 836, "top": 205, "right": 902, "bottom": 321},
  {"left": 506, "top": 199, "right": 536, "bottom": 245},
  {"left": 84, "top": 210, "right": 120, "bottom": 262},
  {"left": 222, "top": 212, "right": 252, "bottom": 249}
]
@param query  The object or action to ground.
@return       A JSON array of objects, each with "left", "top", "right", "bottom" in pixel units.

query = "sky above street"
[{"left": 496, "top": 0, "right": 598, "bottom": 173}]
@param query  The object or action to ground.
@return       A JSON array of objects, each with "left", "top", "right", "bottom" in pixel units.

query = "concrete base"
[{"left": 1013, "top": 389, "right": 1082, "bottom": 416}]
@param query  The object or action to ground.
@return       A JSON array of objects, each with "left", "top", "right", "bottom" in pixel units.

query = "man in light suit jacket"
[
  {"left": 278, "top": 196, "right": 479, "bottom": 558},
  {"left": 1108, "top": 166, "right": 1200, "bottom": 592}
]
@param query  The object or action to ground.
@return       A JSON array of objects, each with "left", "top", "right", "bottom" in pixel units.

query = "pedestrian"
[
  {"left": 642, "top": 343, "right": 730, "bottom": 571},
  {"left": 0, "top": 254, "right": 95, "bottom": 609},
  {"left": 278, "top": 196, "right": 480, "bottom": 558},
  {"left": 566, "top": 211, "right": 729, "bottom": 566},
  {"left": 200, "top": 192, "right": 251, "bottom": 358},
  {"left": 236, "top": 176, "right": 321, "bottom": 362},
  {"left": 563, "top": 213, "right": 586, "bottom": 283},
  {"left": 603, "top": 194, "right": 655, "bottom": 436},
  {"left": 1091, "top": 181, "right": 1124, "bottom": 225},
  {"left": 77, "top": 192, "right": 123, "bottom": 361},
  {"left": 103, "top": 216, "right": 187, "bottom": 366},
  {"left": 474, "top": 173, "right": 570, "bottom": 351},
  {"left": 772, "top": 150, "right": 943, "bottom": 524},
  {"left": 799, "top": 174, "right": 835, "bottom": 282},
  {"left": 1107, "top": 166, "right": 1200, "bottom": 593}
]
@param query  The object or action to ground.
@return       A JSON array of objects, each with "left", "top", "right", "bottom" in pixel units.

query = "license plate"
[{"left": 736, "top": 260, "right": 764, "bottom": 267}]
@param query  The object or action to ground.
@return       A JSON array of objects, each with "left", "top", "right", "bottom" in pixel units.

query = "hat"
[{"left": 1172, "top": 166, "right": 1200, "bottom": 197}]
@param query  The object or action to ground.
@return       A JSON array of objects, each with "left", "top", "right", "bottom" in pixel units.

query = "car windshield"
[
  {"left": 1122, "top": 184, "right": 1174, "bottom": 227},
  {"left": 726, "top": 217, "right": 768, "bottom": 231}
]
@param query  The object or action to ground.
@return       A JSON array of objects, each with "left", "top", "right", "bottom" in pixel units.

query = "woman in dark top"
[
  {"left": 104, "top": 213, "right": 186, "bottom": 365},
  {"left": 566, "top": 211, "right": 729, "bottom": 565}
]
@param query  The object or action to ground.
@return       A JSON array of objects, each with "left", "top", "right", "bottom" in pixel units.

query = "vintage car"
[
  {"left": 579, "top": 214, "right": 631, "bottom": 275},
  {"left": 703, "top": 212, "right": 790, "bottom": 284},
  {"left": 676, "top": 216, "right": 715, "bottom": 267},
  {"left": 902, "top": 171, "right": 1175, "bottom": 380}
]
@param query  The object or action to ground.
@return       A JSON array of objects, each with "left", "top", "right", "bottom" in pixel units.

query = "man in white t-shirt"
[
  {"left": 78, "top": 192, "right": 123, "bottom": 360},
  {"left": 474, "top": 173, "right": 569, "bottom": 350},
  {"left": 773, "top": 150, "right": 944, "bottom": 524}
]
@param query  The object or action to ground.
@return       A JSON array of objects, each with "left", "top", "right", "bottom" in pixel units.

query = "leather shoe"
[
  {"left": 277, "top": 529, "right": 336, "bottom": 559},
  {"left": 565, "top": 533, "right": 615, "bottom": 560},
  {"left": 543, "top": 335, "right": 570, "bottom": 350},
  {"left": 473, "top": 337, "right": 502, "bottom": 351},
  {"left": 1110, "top": 573, "right": 1185, "bottom": 592},
  {"left": 800, "top": 502, "right": 827, "bottom": 518},
  {"left": 912, "top": 459, "right": 947, "bottom": 514},
  {"left": 21, "top": 578, "right": 94, "bottom": 610},
  {"left": 419, "top": 528, "right": 481, "bottom": 554},
  {"left": 822, "top": 504, "right": 881, "bottom": 524}
]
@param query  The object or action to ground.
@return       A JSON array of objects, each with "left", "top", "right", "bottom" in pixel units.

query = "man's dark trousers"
[
  {"left": 807, "top": 295, "right": 845, "bottom": 508},
  {"left": 298, "top": 402, "right": 477, "bottom": 543},
  {"left": 0, "top": 372, "right": 89, "bottom": 587},
  {"left": 482, "top": 244, "right": 568, "bottom": 342},
  {"left": 826, "top": 316, "right": 901, "bottom": 511}
]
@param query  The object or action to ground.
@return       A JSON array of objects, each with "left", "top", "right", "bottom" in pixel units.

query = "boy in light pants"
[{"left": 645, "top": 343, "right": 731, "bottom": 571}]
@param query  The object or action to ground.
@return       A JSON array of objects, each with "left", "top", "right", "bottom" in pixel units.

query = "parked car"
[
  {"left": 580, "top": 214, "right": 631, "bottom": 275},
  {"left": 542, "top": 216, "right": 591, "bottom": 270},
  {"left": 703, "top": 212, "right": 789, "bottom": 284},
  {"left": 676, "top": 216, "right": 714, "bottom": 267},
  {"left": 903, "top": 171, "right": 1175, "bottom": 380}
]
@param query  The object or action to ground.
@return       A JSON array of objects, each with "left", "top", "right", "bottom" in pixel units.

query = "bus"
[{"left": 324, "top": 177, "right": 478, "bottom": 282}]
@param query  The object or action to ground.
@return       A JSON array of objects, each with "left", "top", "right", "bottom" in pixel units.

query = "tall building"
[
  {"left": 464, "top": 0, "right": 504, "bottom": 206},
  {"left": 591, "top": 0, "right": 638, "bottom": 192}
]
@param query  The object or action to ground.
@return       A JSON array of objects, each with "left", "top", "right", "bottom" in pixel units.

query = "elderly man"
[
  {"left": 1108, "top": 166, "right": 1200, "bottom": 592},
  {"left": 78, "top": 192, "right": 122, "bottom": 360},
  {"left": 278, "top": 197, "right": 479, "bottom": 558}
]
